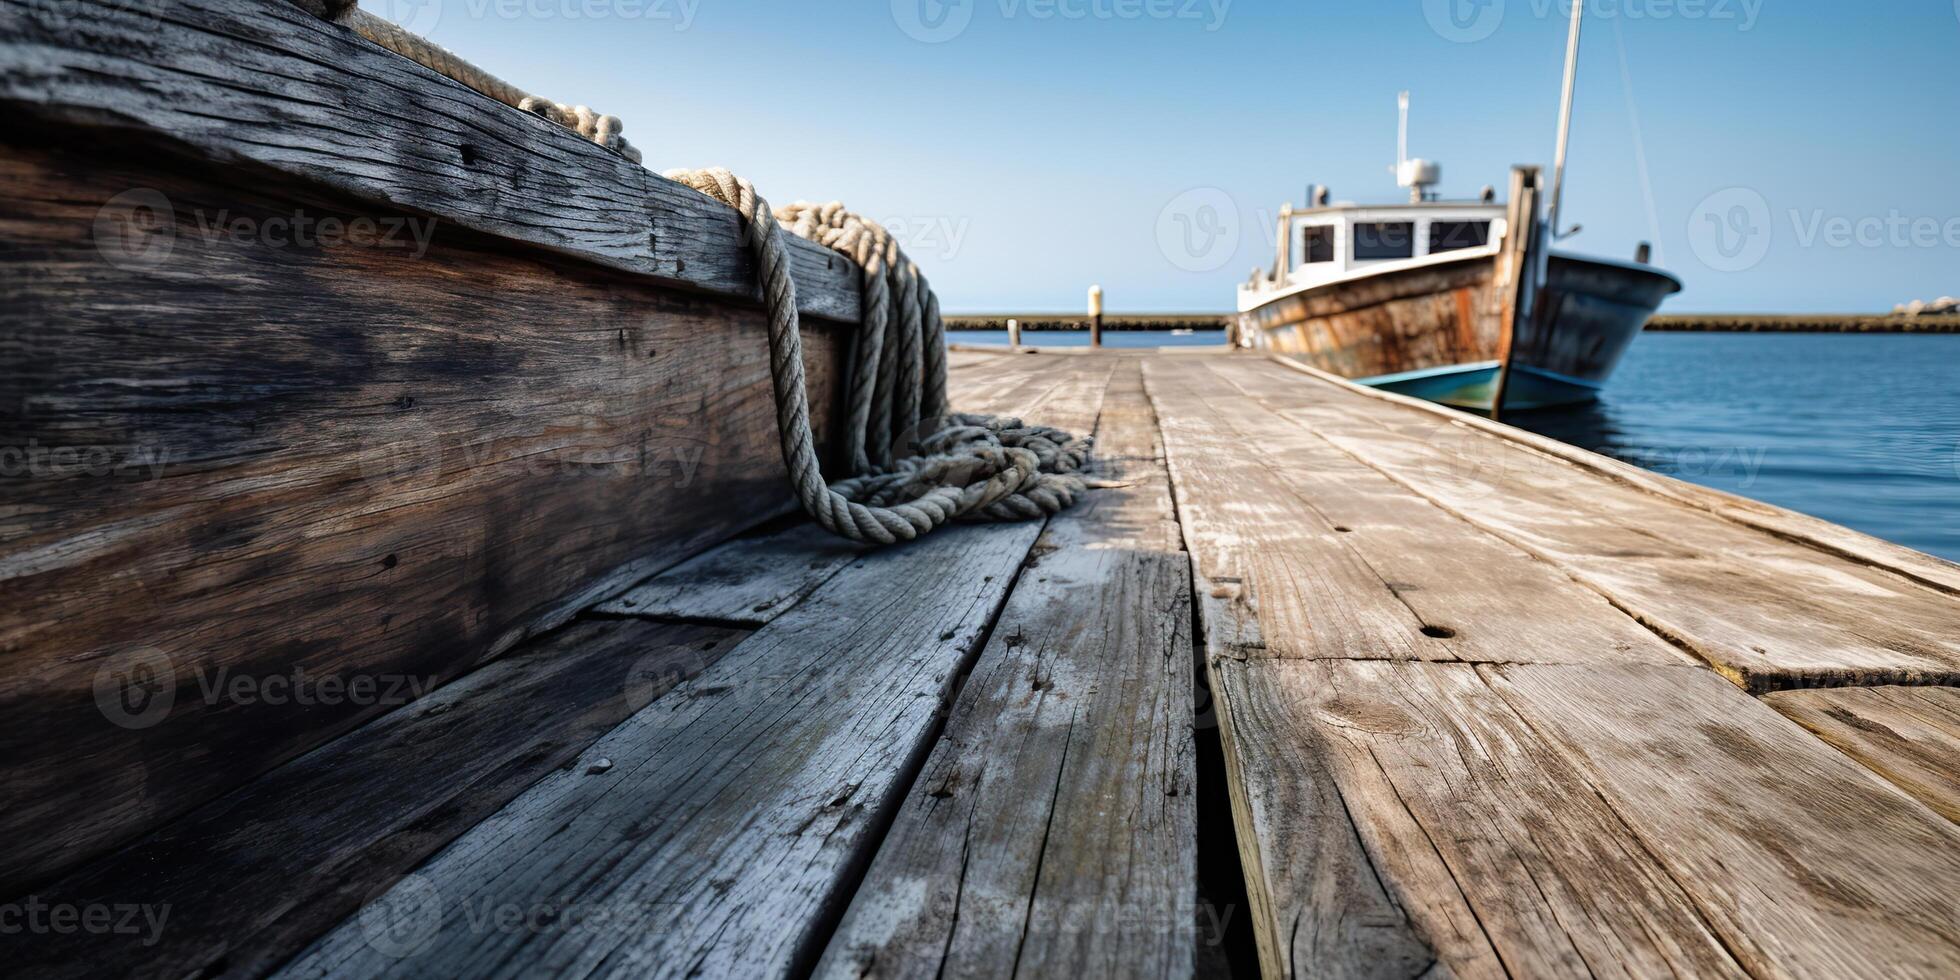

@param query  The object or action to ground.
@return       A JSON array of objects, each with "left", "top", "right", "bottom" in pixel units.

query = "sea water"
[{"left": 1514, "top": 333, "right": 1960, "bottom": 563}]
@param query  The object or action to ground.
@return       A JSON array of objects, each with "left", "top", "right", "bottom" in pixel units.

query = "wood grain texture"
[
  {"left": 0, "top": 137, "right": 847, "bottom": 892},
  {"left": 1141, "top": 356, "right": 1688, "bottom": 666},
  {"left": 951, "top": 353, "right": 1118, "bottom": 434},
  {"left": 276, "top": 520, "right": 1044, "bottom": 980},
  {"left": 817, "top": 361, "right": 1198, "bottom": 979},
  {"left": 594, "top": 523, "right": 870, "bottom": 627},
  {"left": 1486, "top": 664, "right": 1960, "bottom": 978},
  {"left": 1219, "top": 357, "right": 1960, "bottom": 690},
  {"left": 1261, "top": 354, "right": 1960, "bottom": 597},
  {"left": 1209, "top": 658, "right": 1746, "bottom": 979},
  {"left": 1764, "top": 686, "right": 1960, "bottom": 823},
  {"left": 9, "top": 618, "right": 745, "bottom": 980},
  {"left": 816, "top": 549, "right": 1194, "bottom": 978},
  {"left": 0, "top": 0, "right": 862, "bottom": 320}
]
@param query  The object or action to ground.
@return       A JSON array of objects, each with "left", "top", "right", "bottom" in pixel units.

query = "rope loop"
[{"left": 665, "top": 168, "right": 1091, "bottom": 545}]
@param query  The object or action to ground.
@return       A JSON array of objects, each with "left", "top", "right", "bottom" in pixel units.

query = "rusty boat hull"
[{"left": 1240, "top": 251, "right": 1681, "bottom": 412}]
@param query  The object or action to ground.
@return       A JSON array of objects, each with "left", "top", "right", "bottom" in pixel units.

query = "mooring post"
[
  {"left": 1492, "top": 165, "right": 1544, "bottom": 422},
  {"left": 1088, "top": 285, "right": 1104, "bottom": 348},
  {"left": 1007, "top": 317, "right": 1021, "bottom": 348}
]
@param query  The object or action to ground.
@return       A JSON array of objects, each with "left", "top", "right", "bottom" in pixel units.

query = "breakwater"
[
  {"left": 1646, "top": 314, "right": 1960, "bottom": 333},
  {"left": 953, "top": 313, "right": 1960, "bottom": 334},
  {"left": 946, "top": 313, "right": 1227, "bottom": 332}
]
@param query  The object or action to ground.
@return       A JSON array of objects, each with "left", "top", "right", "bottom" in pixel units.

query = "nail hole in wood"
[
  {"left": 381, "top": 553, "right": 398, "bottom": 569},
  {"left": 459, "top": 144, "right": 479, "bottom": 166},
  {"left": 1333, "top": 525, "right": 1353, "bottom": 533},
  {"left": 1421, "top": 625, "right": 1457, "bottom": 639}
]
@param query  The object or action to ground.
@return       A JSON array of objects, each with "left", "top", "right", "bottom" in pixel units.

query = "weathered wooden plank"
[
  {"left": 947, "top": 348, "right": 1011, "bottom": 372},
  {"left": 817, "top": 549, "right": 1194, "bottom": 977},
  {"left": 9, "top": 618, "right": 745, "bottom": 980},
  {"left": 0, "top": 0, "right": 862, "bottom": 321},
  {"left": 1004, "top": 357, "right": 1119, "bottom": 435},
  {"left": 1485, "top": 664, "right": 1960, "bottom": 978},
  {"left": 816, "top": 362, "right": 1197, "bottom": 979},
  {"left": 277, "top": 520, "right": 1044, "bottom": 979},
  {"left": 1219, "top": 357, "right": 1960, "bottom": 690},
  {"left": 595, "top": 523, "right": 870, "bottom": 627},
  {"left": 952, "top": 352, "right": 1116, "bottom": 433},
  {"left": 1209, "top": 658, "right": 1746, "bottom": 979},
  {"left": 1141, "top": 356, "right": 1688, "bottom": 666},
  {"left": 1046, "top": 360, "right": 1182, "bottom": 556},
  {"left": 592, "top": 355, "right": 1115, "bottom": 629},
  {"left": 0, "top": 138, "right": 846, "bottom": 891},
  {"left": 1263, "top": 355, "right": 1960, "bottom": 596},
  {"left": 1764, "top": 686, "right": 1960, "bottom": 823}
]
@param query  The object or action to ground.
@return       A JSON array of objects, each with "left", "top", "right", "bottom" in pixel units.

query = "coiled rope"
[
  {"left": 302, "top": 1, "right": 1089, "bottom": 544},
  {"left": 665, "top": 170, "right": 1090, "bottom": 544}
]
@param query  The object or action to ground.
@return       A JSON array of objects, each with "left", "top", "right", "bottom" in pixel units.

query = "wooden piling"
[
  {"left": 1491, "top": 165, "right": 1543, "bottom": 420},
  {"left": 1088, "top": 284, "right": 1104, "bottom": 348}
]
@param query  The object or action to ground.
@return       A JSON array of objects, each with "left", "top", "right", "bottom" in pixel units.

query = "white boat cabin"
[{"left": 1239, "top": 201, "right": 1507, "bottom": 312}]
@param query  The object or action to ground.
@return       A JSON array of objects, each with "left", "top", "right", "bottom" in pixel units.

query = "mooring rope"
[
  {"left": 666, "top": 169, "right": 1090, "bottom": 544},
  {"left": 299, "top": 1, "right": 1089, "bottom": 544}
]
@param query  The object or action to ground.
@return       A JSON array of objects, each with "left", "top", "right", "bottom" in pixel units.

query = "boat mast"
[
  {"left": 1398, "top": 90, "right": 1410, "bottom": 180},
  {"left": 1546, "top": 0, "right": 1585, "bottom": 239}
]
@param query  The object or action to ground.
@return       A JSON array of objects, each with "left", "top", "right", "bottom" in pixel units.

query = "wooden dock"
[
  {"left": 12, "top": 347, "right": 1957, "bottom": 978},
  {"left": 6, "top": 3, "right": 1959, "bottom": 977}
]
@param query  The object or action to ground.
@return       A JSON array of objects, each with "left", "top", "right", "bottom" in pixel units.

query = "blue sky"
[{"left": 377, "top": 0, "right": 1960, "bottom": 313}]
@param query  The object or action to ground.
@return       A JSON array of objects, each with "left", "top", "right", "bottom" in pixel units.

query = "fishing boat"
[{"left": 1235, "top": 10, "right": 1681, "bottom": 413}]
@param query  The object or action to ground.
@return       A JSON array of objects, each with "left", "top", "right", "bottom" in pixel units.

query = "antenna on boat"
[
  {"left": 1395, "top": 91, "right": 1442, "bottom": 204},
  {"left": 1546, "top": 0, "right": 1585, "bottom": 241},
  {"left": 1397, "top": 90, "right": 1408, "bottom": 170}
]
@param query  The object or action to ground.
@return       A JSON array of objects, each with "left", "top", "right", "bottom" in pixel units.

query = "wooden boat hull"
[
  {"left": 0, "top": 84, "right": 865, "bottom": 889},
  {"left": 1239, "top": 252, "right": 1680, "bottom": 412}
]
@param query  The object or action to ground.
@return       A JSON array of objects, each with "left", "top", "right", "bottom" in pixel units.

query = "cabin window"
[
  {"left": 1352, "top": 222, "right": 1415, "bottom": 260},
  {"left": 1428, "top": 220, "right": 1492, "bottom": 253},
  {"left": 1300, "top": 225, "right": 1335, "bottom": 264}
]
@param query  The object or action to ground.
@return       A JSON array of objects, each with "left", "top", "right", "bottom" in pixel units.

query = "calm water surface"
[
  {"left": 1510, "top": 333, "right": 1960, "bottom": 563},
  {"left": 951, "top": 329, "right": 1960, "bottom": 562}
]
